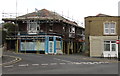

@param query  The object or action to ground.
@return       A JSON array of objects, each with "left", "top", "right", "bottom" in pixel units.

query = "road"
[{"left": 2, "top": 52, "right": 119, "bottom": 74}]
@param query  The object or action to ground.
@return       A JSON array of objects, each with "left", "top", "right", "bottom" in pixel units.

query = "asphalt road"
[{"left": 2, "top": 52, "right": 119, "bottom": 74}]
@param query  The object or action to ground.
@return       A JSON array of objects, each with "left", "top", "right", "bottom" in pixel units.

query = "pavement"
[
  {"left": 1, "top": 52, "right": 22, "bottom": 66},
  {"left": 55, "top": 53, "right": 118, "bottom": 63},
  {"left": 2, "top": 55, "right": 15, "bottom": 63},
  {"left": 74, "top": 54, "right": 118, "bottom": 63}
]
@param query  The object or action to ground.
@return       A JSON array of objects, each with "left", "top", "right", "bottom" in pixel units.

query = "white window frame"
[
  {"left": 103, "top": 22, "right": 116, "bottom": 35},
  {"left": 103, "top": 40, "right": 118, "bottom": 57},
  {"left": 104, "top": 40, "right": 116, "bottom": 52},
  {"left": 69, "top": 26, "right": 75, "bottom": 33},
  {"left": 27, "top": 21, "right": 39, "bottom": 34}
]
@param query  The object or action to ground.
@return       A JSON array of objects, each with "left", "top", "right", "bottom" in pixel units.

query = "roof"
[
  {"left": 18, "top": 9, "right": 65, "bottom": 20},
  {"left": 85, "top": 13, "right": 119, "bottom": 18},
  {"left": 96, "top": 13, "right": 111, "bottom": 17},
  {"left": 17, "top": 9, "right": 78, "bottom": 26},
  {"left": 3, "top": 9, "right": 79, "bottom": 26}
]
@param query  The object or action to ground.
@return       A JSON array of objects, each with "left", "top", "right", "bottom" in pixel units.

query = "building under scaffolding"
[{"left": 2, "top": 9, "right": 85, "bottom": 54}]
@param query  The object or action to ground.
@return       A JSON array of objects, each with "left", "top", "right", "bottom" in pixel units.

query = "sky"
[{"left": 0, "top": 0, "right": 120, "bottom": 27}]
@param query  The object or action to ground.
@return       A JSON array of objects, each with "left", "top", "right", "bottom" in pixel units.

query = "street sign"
[{"left": 116, "top": 40, "right": 120, "bottom": 44}]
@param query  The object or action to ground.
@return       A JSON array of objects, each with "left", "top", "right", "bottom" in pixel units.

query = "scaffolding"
[{"left": 2, "top": 9, "right": 85, "bottom": 55}]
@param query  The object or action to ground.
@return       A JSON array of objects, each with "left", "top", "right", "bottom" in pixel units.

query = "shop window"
[
  {"left": 104, "top": 40, "right": 116, "bottom": 51},
  {"left": 56, "top": 37, "right": 61, "bottom": 41},
  {"left": 49, "top": 37, "right": 53, "bottom": 41}
]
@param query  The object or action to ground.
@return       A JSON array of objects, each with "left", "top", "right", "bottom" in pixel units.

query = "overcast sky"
[{"left": 0, "top": 0, "right": 119, "bottom": 27}]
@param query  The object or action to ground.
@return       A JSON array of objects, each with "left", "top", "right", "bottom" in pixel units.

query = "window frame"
[
  {"left": 104, "top": 40, "right": 116, "bottom": 52},
  {"left": 27, "top": 20, "right": 39, "bottom": 34},
  {"left": 103, "top": 22, "right": 116, "bottom": 35},
  {"left": 49, "top": 24, "right": 53, "bottom": 32},
  {"left": 69, "top": 26, "right": 75, "bottom": 33}
]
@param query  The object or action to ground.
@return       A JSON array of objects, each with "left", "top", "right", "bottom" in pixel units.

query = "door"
[
  {"left": 103, "top": 40, "right": 118, "bottom": 57},
  {"left": 56, "top": 37, "right": 63, "bottom": 54},
  {"left": 48, "top": 37, "right": 54, "bottom": 54}
]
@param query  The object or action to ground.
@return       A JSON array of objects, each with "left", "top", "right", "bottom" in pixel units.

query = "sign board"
[{"left": 116, "top": 40, "right": 120, "bottom": 44}]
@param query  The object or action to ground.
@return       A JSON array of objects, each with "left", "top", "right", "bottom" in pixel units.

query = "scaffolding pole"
[
  {"left": 63, "top": 41, "right": 65, "bottom": 54},
  {"left": 36, "top": 40, "right": 40, "bottom": 54},
  {"left": 74, "top": 42, "right": 76, "bottom": 54},
  {"left": 24, "top": 40, "right": 26, "bottom": 54},
  {"left": 62, "top": 41, "right": 63, "bottom": 54},
  {"left": 67, "top": 42, "right": 69, "bottom": 55},
  {"left": 78, "top": 44, "right": 82, "bottom": 53},
  {"left": 71, "top": 42, "right": 73, "bottom": 54},
  {"left": 16, "top": 39, "right": 18, "bottom": 53}
]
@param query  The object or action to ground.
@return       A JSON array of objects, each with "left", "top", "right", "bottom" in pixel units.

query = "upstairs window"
[
  {"left": 63, "top": 26, "right": 65, "bottom": 31},
  {"left": 29, "top": 22, "right": 36, "bottom": 31},
  {"left": 27, "top": 20, "right": 39, "bottom": 34},
  {"left": 69, "top": 26, "right": 75, "bottom": 38},
  {"left": 104, "top": 22, "right": 116, "bottom": 35},
  {"left": 69, "top": 26, "right": 75, "bottom": 33},
  {"left": 49, "top": 24, "right": 53, "bottom": 31}
]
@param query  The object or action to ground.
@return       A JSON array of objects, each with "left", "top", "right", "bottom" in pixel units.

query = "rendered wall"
[{"left": 90, "top": 36, "right": 118, "bottom": 57}]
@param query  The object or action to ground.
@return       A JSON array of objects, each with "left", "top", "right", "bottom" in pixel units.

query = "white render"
[{"left": 90, "top": 36, "right": 118, "bottom": 57}]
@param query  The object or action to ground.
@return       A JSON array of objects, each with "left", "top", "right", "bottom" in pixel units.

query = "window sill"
[{"left": 103, "top": 34, "right": 117, "bottom": 36}]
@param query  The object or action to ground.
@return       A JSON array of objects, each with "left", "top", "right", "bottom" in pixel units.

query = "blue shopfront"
[{"left": 18, "top": 36, "right": 63, "bottom": 54}]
